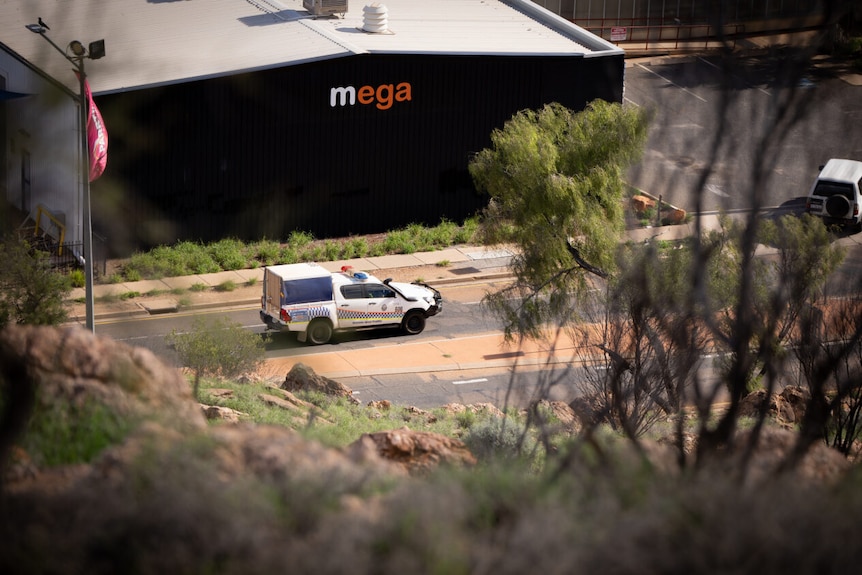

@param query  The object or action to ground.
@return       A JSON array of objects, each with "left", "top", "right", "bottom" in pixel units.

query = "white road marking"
[
  {"left": 636, "top": 63, "right": 707, "bottom": 103},
  {"left": 452, "top": 378, "right": 488, "bottom": 385},
  {"left": 706, "top": 183, "right": 730, "bottom": 197}
]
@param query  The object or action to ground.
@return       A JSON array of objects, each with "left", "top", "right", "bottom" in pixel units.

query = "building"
[
  {"left": 1, "top": 43, "right": 80, "bottom": 251},
  {"left": 1, "top": 0, "right": 624, "bottom": 254}
]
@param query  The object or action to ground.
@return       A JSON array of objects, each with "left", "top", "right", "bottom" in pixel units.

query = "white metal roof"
[
  {"left": 818, "top": 159, "right": 862, "bottom": 184},
  {"left": 0, "top": 0, "right": 620, "bottom": 95}
]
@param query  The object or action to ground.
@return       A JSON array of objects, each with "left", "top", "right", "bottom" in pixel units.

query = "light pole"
[{"left": 26, "top": 22, "right": 105, "bottom": 332}]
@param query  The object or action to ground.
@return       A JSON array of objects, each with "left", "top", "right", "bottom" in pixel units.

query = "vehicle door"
[
  {"left": 336, "top": 284, "right": 368, "bottom": 328},
  {"left": 361, "top": 283, "right": 403, "bottom": 326}
]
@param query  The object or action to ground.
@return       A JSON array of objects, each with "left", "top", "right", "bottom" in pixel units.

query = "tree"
[
  {"left": 469, "top": 100, "right": 651, "bottom": 339},
  {"left": 0, "top": 235, "right": 71, "bottom": 327},
  {"left": 167, "top": 316, "right": 265, "bottom": 398}
]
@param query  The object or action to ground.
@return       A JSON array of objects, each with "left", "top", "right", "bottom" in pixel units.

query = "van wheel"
[
  {"left": 402, "top": 311, "right": 426, "bottom": 335},
  {"left": 307, "top": 319, "right": 333, "bottom": 345}
]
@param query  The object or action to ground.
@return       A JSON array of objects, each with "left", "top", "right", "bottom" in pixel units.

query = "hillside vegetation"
[{"left": 1, "top": 324, "right": 861, "bottom": 574}]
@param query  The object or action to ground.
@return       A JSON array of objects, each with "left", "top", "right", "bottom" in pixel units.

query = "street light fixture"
[{"left": 26, "top": 20, "right": 105, "bottom": 333}]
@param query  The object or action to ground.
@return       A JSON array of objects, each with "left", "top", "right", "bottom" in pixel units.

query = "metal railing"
[{"left": 577, "top": 20, "right": 745, "bottom": 53}]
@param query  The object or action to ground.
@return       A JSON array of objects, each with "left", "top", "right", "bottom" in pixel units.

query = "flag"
[{"left": 76, "top": 72, "right": 108, "bottom": 181}]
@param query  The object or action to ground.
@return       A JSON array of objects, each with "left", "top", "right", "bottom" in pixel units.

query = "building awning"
[{"left": 0, "top": 89, "right": 30, "bottom": 100}]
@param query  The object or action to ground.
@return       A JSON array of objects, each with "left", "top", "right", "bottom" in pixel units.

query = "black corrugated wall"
[{"left": 93, "top": 52, "right": 623, "bottom": 253}]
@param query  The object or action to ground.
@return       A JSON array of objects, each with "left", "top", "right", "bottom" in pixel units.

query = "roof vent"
[{"left": 362, "top": 3, "right": 389, "bottom": 33}]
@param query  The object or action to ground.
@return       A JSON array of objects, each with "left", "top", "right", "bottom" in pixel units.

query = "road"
[
  {"left": 99, "top": 276, "right": 512, "bottom": 370},
  {"left": 625, "top": 52, "right": 862, "bottom": 214}
]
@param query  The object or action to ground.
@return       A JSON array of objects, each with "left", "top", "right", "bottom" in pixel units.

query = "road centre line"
[{"left": 636, "top": 63, "right": 707, "bottom": 103}]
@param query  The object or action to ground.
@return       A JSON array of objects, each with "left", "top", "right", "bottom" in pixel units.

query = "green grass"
[
  {"left": 196, "top": 377, "right": 520, "bottom": 450},
  {"left": 113, "top": 218, "right": 481, "bottom": 282},
  {"left": 22, "top": 398, "right": 137, "bottom": 467},
  {"left": 215, "top": 280, "right": 237, "bottom": 292}
]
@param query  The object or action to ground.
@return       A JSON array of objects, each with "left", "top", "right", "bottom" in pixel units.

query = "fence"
[{"left": 580, "top": 20, "right": 745, "bottom": 53}]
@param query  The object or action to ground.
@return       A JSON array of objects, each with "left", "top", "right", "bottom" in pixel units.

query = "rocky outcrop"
[
  {"left": 442, "top": 402, "right": 505, "bottom": 419},
  {"left": 350, "top": 427, "right": 477, "bottom": 475},
  {"left": 282, "top": 363, "right": 359, "bottom": 403},
  {"left": 739, "top": 385, "right": 810, "bottom": 428},
  {"left": 0, "top": 325, "right": 205, "bottom": 431}
]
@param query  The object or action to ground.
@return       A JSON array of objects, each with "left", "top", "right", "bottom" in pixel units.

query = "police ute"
[{"left": 260, "top": 262, "right": 443, "bottom": 344}]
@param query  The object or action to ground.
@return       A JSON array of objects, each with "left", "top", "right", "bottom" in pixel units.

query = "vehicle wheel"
[
  {"left": 825, "top": 195, "right": 851, "bottom": 218},
  {"left": 307, "top": 319, "right": 333, "bottom": 345},
  {"left": 402, "top": 310, "right": 426, "bottom": 335}
]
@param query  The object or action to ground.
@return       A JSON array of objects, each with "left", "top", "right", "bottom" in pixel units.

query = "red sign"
[{"left": 610, "top": 26, "right": 627, "bottom": 42}]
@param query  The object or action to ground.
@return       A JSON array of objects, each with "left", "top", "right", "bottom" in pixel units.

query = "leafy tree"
[
  {"left": 167, "top": 316, "right": 265, "bottom": 398},
  {"left": 469, "top": 100, "right": 651, "bottom": 339},
  {"left": 0, "top": 235, "right": 71, "bottom": 327}
]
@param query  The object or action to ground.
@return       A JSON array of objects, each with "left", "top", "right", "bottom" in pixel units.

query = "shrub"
[
  {"left": 208, "top": 238, "right": 248, "bottom": 271},
  {"left": 462, "top": 417, "right": 535, "bottom": 463},
  {"left": 167, "top": 316, "right": 265, "bottom": 398},
  {"left": 67, "top": 268, "right": 85, "bottom": 288},
  {"left": 251, "top": 238, "right": 281, "bottom": 265},
  {"left": 323, "top": 240, "right": 342, "bottom": 261}
]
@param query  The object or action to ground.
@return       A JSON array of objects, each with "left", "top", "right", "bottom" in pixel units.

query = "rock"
[
  {"left": 201, "top": 404, "right": 245, "bottom": 423},
  {"left": 569, "top": 393, "right": 606, "bottom": 427},
  {"left": 739, "top": 385, "right": 810, "bottom": 428},
  {"left": 530, "top": 399, "right": 581, "bottom": 434},
  {"left": 731, "top": 426, "right": 850, "bottom": 486},
  {"left": 402, "top": 405, "right": 438, "bottom": 424},
  {"left": 665, "top": 207, "right": 687, "bottom": 224},
  {"left": 442, "top": 402, "right": 505, "bottom": 419},
  {"left": 351, "top": 427, "right": 477, "bottom": 475},
  {"left": 282, "top": 363, "right": 358, "bottom": 403},
  {"left": 0, "top": 325, "right": 205, "bottom": 432},
  {"left": 631, "top": 194, "right": 656, "bottom": 214},
  {"left": 367, "top": 400, "right": 391, "bottom": 411},
  {"left": 260, "top": 393, "right": 305, "bottom": 413}
]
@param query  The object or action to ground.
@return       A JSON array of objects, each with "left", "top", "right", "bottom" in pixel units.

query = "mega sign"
[{"left": 330, "top": 82, "right": 412, "bottom": 110}]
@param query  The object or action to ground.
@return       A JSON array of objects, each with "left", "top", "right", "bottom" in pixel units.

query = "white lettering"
[{"left": 330, "top": 86, "right": 356, "bottom": 107}]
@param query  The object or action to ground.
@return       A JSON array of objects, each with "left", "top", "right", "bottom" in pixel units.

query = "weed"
[
  {"left": 67, "top": 268, "right": 85, "bottom": 288},
  {"left": 97, "top": 292, "right": 119, "bottom": 304},
  {"left": 436, "top": 259, "right": 450, "bottom": 267},
  {"left": 120, "top": 291, "right": 141, "bottom": 300},
  {"left": 216, "top": 280, "right": 237, "bottom": 292},
  {"left": 189, "top": 283, "right": 208, "bottom": 292}
]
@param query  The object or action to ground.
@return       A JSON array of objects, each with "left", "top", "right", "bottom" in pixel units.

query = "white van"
[{"left": 805, "top": 158, "right": 862, "bottom": 233}]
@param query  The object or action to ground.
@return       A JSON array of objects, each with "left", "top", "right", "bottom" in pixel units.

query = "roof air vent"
[{"left": 362, "top": 3, "right": 389, "bottom": 33}]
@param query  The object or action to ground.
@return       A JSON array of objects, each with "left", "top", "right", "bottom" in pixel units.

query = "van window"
[
  {"left": 366, "top": 284, "right": 396, "bottom": 298},
  {"left": 814, "top": 181, "right": 854, "bottom": 200},
  {"left": 340, "top": 285, "right": 364, "bottom": 299}
]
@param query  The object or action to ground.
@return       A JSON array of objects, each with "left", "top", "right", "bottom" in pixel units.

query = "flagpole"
[
  {"left": 77, "top": 57, "right": 95, "bottom": 332},
  {"left": 26, "top": 23, "right": 105, "bottom": 332}
]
